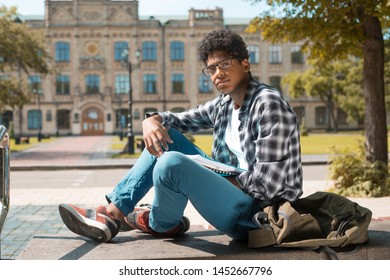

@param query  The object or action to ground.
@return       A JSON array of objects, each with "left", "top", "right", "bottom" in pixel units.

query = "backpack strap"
[{"left": 248, "top": 211, "right": 277, "bottom": 248}]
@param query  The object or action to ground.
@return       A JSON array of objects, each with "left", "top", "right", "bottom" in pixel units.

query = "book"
[{"left": 185, "top": 154, "right": 245, "bottom": 176}]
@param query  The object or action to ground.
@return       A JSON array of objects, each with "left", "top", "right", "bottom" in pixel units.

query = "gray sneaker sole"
[{"left": 58, "top": 204, "right": 111, "bottom": 243}]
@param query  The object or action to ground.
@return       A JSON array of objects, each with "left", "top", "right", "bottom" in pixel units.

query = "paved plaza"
[{"left": 1, "top": 136, "right": 389, "bottom": 260}]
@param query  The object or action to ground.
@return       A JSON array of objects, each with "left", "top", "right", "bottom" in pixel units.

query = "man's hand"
[{"left": 142, "top": 115, "right": 173, "bottom": 157}]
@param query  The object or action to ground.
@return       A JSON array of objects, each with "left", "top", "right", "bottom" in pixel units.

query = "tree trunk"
[{"left": 362, "top": 15, "right": 388, "bottom": 164}]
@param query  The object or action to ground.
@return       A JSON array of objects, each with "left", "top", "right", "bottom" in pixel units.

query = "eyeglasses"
[{"left": 202, "top": 57, "right": 234, "bottom": 77}]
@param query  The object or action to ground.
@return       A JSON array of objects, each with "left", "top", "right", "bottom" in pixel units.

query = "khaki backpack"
[{"left": 249, "top": 191, "right": 372, "bottom": 250}]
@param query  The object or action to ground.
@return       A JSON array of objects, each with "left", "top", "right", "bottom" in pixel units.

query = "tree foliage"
[
  {"left": 247, "top": 0, "right": 390, "bottom": 62},
  {"left": 283, "top": 58, "right": 365, "bottom": 128},
  {"left": 0, "top": 6, "right": 51, "bottom": 111},
  {"left": 247, "top": 0, "right": 389, "bottom": 164}
]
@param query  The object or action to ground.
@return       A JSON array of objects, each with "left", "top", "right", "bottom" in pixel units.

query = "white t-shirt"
[{"left": 225, "top": 107, "right": 248, "bottom": 170}]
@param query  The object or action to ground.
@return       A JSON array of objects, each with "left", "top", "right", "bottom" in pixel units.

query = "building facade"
[{"left": 1, "top": 0, "right": 362, "bottom": 136}]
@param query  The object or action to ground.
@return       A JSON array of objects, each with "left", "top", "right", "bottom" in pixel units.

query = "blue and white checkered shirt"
[{"left": 156, "top": 77, "right": 303, "bottom": 206}]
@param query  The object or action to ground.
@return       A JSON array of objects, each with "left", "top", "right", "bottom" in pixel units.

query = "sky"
[{"left": 1, "top": 0, "right": 265, "bottom": 18}]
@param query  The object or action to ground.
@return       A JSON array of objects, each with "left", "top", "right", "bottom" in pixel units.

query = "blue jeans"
[{"left": 106, "top": 128, "right": 261, "bottom": 240}]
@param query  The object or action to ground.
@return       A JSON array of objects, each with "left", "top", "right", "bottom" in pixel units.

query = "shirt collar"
[
  {"left": 219, "top": 76, "right": 259, "bottom": 108},
  {"left": 240, "top": 77, "right": 259, "bottom": 112}
]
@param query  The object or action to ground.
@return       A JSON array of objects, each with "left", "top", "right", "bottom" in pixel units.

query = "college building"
[{"left": 1, "top": 0, "right": 363, "bottom": 137}]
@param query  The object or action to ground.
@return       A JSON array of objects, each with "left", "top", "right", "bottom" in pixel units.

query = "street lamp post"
[
  {"left": 34, "top": 83, "right": 42, "bottom": 142},
  {"left": 122, "top": 48, "right": 141, "bottom": 154}
]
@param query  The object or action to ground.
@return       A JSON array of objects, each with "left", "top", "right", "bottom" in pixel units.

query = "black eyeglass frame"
[{"left": 201, "top": 57, "right": 237, "bottom": 77}]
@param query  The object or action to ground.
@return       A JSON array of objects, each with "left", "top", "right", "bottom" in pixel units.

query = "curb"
[{"left": 10, "top": 160, "right": 330, "bottom": 171}]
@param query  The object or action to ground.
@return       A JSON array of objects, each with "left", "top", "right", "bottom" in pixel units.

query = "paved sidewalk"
[{"left": 1, "top": 136, "right": 389, "bottom": 260}]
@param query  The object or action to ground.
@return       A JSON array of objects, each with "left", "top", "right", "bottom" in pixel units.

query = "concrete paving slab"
[{"left": 16, "top": 220, "right": 390, "bottom": 260}]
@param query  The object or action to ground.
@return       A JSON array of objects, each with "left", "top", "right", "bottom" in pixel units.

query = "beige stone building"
[{"left": 1, "top": 0, "right": 362, "bottom": 137}]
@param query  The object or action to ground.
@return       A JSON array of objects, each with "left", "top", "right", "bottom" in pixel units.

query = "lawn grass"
[
  {"left": 300, "top": 133, "right": 365, "bottom": 154},
  {"left": 193, "top": 132, "right": 390, "bottom": 155},
  {"left": 9, "top": 137, "right": 58, "bottom": 152},
  {"left": 111, "top": 132, "right": 389, "bottom": 157}
]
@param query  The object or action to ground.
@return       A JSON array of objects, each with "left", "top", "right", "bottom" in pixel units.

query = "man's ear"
[{"left": 242, "top": 59, "right": 250, "bottom": 72}]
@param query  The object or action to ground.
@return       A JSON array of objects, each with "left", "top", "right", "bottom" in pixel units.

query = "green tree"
[
  {"left": 283, "top": 58, "right": 365, "bottom": 130},
  {"left": 247, "top": 0, "right": 389, "bottom": 164},
  {"left": 0, "top": 6, "right": 51, "bottom": 134}
]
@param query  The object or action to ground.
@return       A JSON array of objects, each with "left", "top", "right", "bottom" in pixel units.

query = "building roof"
[{"left": 17, "top": 14, "right": 254, "bottom": 25}]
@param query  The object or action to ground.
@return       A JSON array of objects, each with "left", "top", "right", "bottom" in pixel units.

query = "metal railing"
[{"left": 0, "top": 125, "right": 10, "bottom": 259}]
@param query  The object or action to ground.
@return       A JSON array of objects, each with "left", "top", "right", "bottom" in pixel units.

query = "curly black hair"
[{"left": 198, "top": 29, "right": 249, "bottom": 64}]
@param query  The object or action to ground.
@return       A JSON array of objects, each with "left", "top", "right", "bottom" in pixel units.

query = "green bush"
[{"left": 329, "top": 139, "right": 390, "bottom": 197}]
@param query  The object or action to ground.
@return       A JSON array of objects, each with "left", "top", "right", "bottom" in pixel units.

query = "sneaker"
[
  {"left": 125, "top": 209, "right": 190, "bottom": 237},
  {"left": 119, "top": 204, "right": 152, "bottom": 232},
  {"left": 58, "top": 204, "right": 120, "bottom": 243}
]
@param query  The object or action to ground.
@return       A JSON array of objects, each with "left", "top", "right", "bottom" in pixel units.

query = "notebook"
[{"left": 185, "top": 154, "right": 245, "bottom": 176}]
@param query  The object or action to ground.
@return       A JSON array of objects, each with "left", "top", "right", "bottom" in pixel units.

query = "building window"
[
  {"left": 293, "top": 106, "right": 305, "bottom": 125},
  {"left": 142, "top": 41, "right": 157, "bottom": 61},
  {"left": 248, "top": 45, "right": 259, "bottom": 64},
  {"left": 171, "top": 74, "right": 184, "bottom": 94},
  {"left": 143, "top": 74, "right": 157, "bottom": 94},
  {"left": 0, "top": 111, "right": 13, "bottom": 129},
  {"left": 337, "top": 108, "right": 348, "bottom": 125},
  {"left": 269, "top": 45, "right": 282, "bottom": 64},
  {"left": 170, "top": 41, "right": 184, "bottom": 61},
  {"left": 114, "top": 41, "right": 129, "bottom": 62},
  {"left": 46, "top": 110, "right": 52, "bottom": 122},
  {"left": 315, "top": 106, "right": 328, "bottom": 125},
  {"left": 56, "top": 75, "right": 70, "bottom": 95},
  {"left": 29, "top": 75, "right": 42, "bottom": 94},
  {"left": 198, "top": 75, "right": 213, "bottom": 93},
  {"left": 115, "top": 109, "right": 128, "bottom": 129},
  {"left": 28, "top": 110, "right": 42, "bottom": 130},
  {"left": 55, "top": 42, "right": 70, "bottom": 62},
  {"left": 269, "top": 76, "right": 282, "bottom": 93},
  {"left": 57, "top": 109, "right": 70, "bottom": 129},
  {"left": 291, "top": 45, "right": 304, "bottom": 64},
  {"left": 74, "top": 113, "right": 79, "bottom": 123},
  {"left": 115, "top": 74, "right": 129, "bottom": 95},
  {"left": 85, "top": 74, "right": 100, "bottom": 94}
]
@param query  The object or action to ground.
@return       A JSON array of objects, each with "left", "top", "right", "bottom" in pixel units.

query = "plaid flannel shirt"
[{"left": 155, "top": 77, "right": 303, "bottom": 206}]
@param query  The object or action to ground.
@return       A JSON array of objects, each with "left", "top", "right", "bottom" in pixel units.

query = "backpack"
[{"left": 248, "top": 191, "right": 372, "bottom": 250}]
